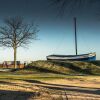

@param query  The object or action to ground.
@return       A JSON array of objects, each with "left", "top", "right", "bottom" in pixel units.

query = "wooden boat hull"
[{"left": 47, "top": 53, "right": 96, "bottom": 61}]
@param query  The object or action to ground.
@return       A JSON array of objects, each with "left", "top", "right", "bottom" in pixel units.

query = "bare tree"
[
  {"left": 50, "top": 0, "right": 95, "bottom": 15},
  {"left": 50, "top": 0, "right": 95, "bottom": 7},
  {"left": 0, "top": 16, "right": 38, "bottom": 68}
]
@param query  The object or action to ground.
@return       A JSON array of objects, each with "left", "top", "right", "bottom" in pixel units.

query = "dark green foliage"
[
  {"left": 89, "top": 60, "right": 100, "bottom": 66},
  {"left": 25, "top": 60, "right": 100, "bottom": 75}
]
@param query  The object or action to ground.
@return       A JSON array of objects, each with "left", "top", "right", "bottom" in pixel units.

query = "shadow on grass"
[
  {"left": 11, "top": 60, "right": 100, "bottom": 75},
  {"left": 24, "top": 66, "right": 67, "bottom": 75},
  {"left": 0, "top": 81, "right": 14, "bottom": 85},
  {"left": 24, "top": 79, "right": 100, "bottom": 96},
  {"left": 0, "top": 90, "right": 36, "bottom": 100},
  {"left": 50, "top": 61, "right": 93, "bottom": 74},
  {"left": 26, "top": 61, "right": 95, "bottom": 75},
  {"left": 89, "top": 60, "right": 100, "bottom": 67}
]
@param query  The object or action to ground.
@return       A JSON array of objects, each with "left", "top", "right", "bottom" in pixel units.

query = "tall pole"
[{"left": 74, "top": 17, "right": 78, "bottom": 55}]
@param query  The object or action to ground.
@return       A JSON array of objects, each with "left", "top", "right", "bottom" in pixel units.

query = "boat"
[
  {"left": 47, "top": 53, "right": 96, "bottom": 61},
  {"left": 47, "top": 18, "right": 96, "bottom": 61}
]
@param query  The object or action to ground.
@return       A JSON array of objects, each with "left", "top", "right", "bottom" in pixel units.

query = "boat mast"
[{"left": 74, "top": 17, "right": 78, "bottom": 55}]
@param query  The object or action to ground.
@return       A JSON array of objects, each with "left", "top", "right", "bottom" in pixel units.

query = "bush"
[{"left": 26, "top": 60, "right": 100, "bottom": 75}]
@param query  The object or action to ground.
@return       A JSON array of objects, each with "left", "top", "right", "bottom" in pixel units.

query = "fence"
[{"left": 0, "top": 61, "right": 25, "bottom": 69}]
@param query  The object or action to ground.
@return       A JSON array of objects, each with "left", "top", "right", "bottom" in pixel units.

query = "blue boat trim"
[{"left": 47, "top": 52, "right": 96, "bottom": 61}]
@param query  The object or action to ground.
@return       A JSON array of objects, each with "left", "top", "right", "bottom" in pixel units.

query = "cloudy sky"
[{"left": 0, "top": 0, "right": 100, "bottom": 62}]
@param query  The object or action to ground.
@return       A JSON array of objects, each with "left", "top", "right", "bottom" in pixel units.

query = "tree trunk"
[{"left": 14, "top": 47, "right": 17, "bottom": 69}]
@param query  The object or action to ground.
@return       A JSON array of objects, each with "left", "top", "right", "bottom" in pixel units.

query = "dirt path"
[{"left": 0, "top": 79, "right": 100, "bottom": 100}]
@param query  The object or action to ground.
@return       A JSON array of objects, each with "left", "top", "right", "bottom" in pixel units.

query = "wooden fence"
[{"left": 0, "top": 61, "right": 25, "bottom": 69}]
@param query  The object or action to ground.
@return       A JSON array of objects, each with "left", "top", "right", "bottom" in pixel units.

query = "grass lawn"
[
  {"left": 0, "top": 71, "right": 99, "bottom": 81},
  {"left": 0, "top": 60, "right": 100, "bottom": 99}
]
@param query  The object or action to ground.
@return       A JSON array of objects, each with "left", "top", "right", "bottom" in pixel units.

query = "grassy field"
[
  {"left": 24, "top": 60, "right": 100, "bottom": 75},
  {"left": 0, "top": 60, "right": 100, "bottom": 100},
  {"left": 0, "top": 71, "right": 100, "bottom": 100}
]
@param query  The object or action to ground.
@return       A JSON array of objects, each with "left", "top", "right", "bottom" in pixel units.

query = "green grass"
[
  {"left": 0, "top": 72, "right": 78, "bottom": 81},
  {"left": 90, "top": 60, "right": 100, "bottom": 66},
  {"left": 0, "top": 71, "right": 99, "bottom": 83},
  {"left": 0, "top": 60, "right": 100, "bottom": 81},
  {"left": 25, "top": 60, "right": 100, "bottom": 75}
]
